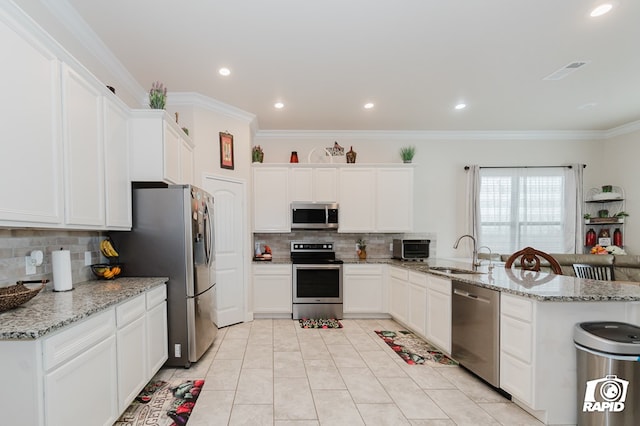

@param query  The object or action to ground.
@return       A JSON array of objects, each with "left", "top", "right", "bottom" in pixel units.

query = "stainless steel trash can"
[{"left": 574, "top": 322, "right": 640, "bottom": 426}]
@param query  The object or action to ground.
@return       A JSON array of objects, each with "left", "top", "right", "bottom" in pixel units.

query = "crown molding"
[
  {"left": 168, "top": 92, "right": 258, "bottom": 128},
  {"left": 604, "top": 119, "right": 640, "bottom": 139},
  {"left": 40, "top": 0, "right": 146, "bottom": 106},
  {"left": 254, "top": 129, "right": 607, "bottom": 141}
]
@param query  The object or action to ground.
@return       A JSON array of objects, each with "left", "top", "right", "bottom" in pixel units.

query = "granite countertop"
[
  {"left": 0, "top": 277, "right": 167, "bottom": 340},
  {"left": 252, "top": 256, "right": 640, "bottom": 302},
  {"left": 388, "top": 259, "right": 640, "bottom": 302}
]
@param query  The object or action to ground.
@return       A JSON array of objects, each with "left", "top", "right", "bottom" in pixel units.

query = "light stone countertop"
[
  {"left": 387, "top": 258, "right": 640, "bottom": 302},
  {"left": 0, "top": 277, "right": 167, "bottom": 340}
]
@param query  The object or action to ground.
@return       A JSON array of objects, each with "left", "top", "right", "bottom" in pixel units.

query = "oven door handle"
[{"left": 293, "top": 264, "right": 343, "bottom": 270}]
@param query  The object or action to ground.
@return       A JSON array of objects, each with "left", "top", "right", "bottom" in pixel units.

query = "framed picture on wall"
[{"left": 219, "top": 132, "right": 234, "bottom": 170}]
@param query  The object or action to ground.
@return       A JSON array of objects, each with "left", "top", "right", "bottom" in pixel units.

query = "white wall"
[
  {"left": 253, "top": 134, "right": 608, "bottom": 257},
  {"left": 602, "top": 127, "right": 640, "bottom": 254}
]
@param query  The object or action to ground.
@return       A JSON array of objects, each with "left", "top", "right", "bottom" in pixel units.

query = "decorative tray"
[
  {"left": 591, "top": 192, "right": 622, "bottom": 201},
  {"left": 0, "top": 279, "right": 48, "bottom": 312}
]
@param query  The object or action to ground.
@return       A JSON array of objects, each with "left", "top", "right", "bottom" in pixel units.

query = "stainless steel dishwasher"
[{"left": 452, "top": 280, "right": 500, "bottom": 387}]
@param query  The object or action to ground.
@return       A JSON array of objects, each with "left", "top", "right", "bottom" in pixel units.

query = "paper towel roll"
[{"left": 52, "top": 249, "right": 73, "bottom": 292}]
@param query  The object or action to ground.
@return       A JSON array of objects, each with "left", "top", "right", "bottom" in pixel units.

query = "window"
[{"left": 478, "top": 167, "right": 574, "bottom": 254}]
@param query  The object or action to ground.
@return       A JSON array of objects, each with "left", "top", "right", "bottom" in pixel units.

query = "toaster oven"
[{"left": 393, "top": 239, "right": 430, "bottom": 260}]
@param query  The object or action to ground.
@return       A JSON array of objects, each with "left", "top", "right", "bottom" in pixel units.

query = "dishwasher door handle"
[{"left": 453, "top": 288, "right": 491, "bottom": 304}]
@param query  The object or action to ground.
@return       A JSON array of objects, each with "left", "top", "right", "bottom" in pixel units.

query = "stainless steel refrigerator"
[{"left": 111, "top": 184, "right": 217, "bottom": 368}]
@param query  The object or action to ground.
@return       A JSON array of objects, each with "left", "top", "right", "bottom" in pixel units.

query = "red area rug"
[
  {"left": 114, "top": 379, "right": 204, "bottom": 426},
  {"left": 375, "top": 330, "right": 458, "bottom": 366}
]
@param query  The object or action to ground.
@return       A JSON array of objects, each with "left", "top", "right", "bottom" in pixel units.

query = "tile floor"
[{"left": 153, "top": 318, "right": 544, "bottom": 425}]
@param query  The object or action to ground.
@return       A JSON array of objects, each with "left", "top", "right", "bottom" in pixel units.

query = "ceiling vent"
[{"left": 543, "top": 61, "right": 590, "bottom": 81}]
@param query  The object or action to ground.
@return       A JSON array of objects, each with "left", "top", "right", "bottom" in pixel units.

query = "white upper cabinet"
[
  {"left": 103, "top": 96, "right": 132, "bottom": 229},
  {"left": 376, "top": 167, "right": 413, "bottom": 232},
  {"left": 253, "top": 167, "right": 290, "bottom": 232},
  {"left": 0, "top": 7, "right": 133, "bottom": 230},
  {"left": 289, "top": 167, "right": 338, "bottom": 202},
  {"left": 61, "top": 65, "right": 105, "bottom": 227},
  {"left": 338, "top": 168, "right": 376, "bottom": 232},
  {"left": 0, "top": 14, "right": 63, "bottom": 226},
  {"left": 130, "top": 110, "right": 194, "bottom": 185}
]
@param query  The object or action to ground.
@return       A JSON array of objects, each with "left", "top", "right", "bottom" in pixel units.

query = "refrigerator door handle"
[
  {"left": 204, "top": 201, "right": 214, "bottom": 266},
  {"left": 187, "top": 282, "right": 216, "bottom": 299}
]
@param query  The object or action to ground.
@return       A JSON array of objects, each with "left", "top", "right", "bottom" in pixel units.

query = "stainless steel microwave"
[
  {"left": 291, "top": 202, "right": 339, "bottom": 229},
  {"left": 393, "top": 239, "right": 430, "bottom": 260}
]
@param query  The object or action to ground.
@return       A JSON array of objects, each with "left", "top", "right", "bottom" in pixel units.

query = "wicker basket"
[{"left": 0, "top": 281, "right": 46, "bottom": 312}]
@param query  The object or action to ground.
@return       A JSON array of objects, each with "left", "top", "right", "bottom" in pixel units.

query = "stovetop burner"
[{"left": 290, "top": 241, "right": 343, "bottom": 264}]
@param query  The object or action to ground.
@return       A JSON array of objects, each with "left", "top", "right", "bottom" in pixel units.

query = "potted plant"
[
  {"left": 400, "top": 146, "right": 416, "bottom": 163},
  {"left": 149, "top": 81, "right": 167, "bottom": 109},
  {"left": 616, "top": 211, "right": 629, "bottom": 222},
  {"left": 356, "top": 238, "right": 367, "bottom": 260},
  {"left": 252, "top": 146, "right": 264, "bottom": 163}
]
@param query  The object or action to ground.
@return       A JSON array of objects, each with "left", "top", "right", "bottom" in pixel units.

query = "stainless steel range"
[{"left": 291, "top": 242, "right": 344, "bottom": 319}]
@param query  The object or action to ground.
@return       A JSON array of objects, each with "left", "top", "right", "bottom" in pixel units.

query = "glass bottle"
[{"left": 613, "top": 228, "right": 622, "bottom": 246}]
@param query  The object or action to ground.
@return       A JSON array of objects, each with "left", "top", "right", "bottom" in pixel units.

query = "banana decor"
[{"left": 100, "top": 238, "right": 119, "bottom": 258}]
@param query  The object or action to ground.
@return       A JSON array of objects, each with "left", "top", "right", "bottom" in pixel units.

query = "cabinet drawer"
[
  {"left": 501, "top": 315, "right": 533, "bottom": 363},
  {"left": 344, "top": 264, "right": 384, "bottom": 275},
  {"left": 500, "top": 351, "right": 533, "bottom": 405},
  {"left": 43, "top": 309, "right": 115, "bottom": 371},
  {"left": 253, "top": 264, "right": 292, "bottom": 275},
  {"left": 427, "top": 275, "right": 451, "bottom": 295},
  {"left": 501, "top": 293, "right": 533, "bottom": 322},
  {"left": 116, "top": 294, "right": 146, "bottom": 328},
  {"left": 408, "top": 271, "right": 427, "bottom": 286},
  {"left": 389, "top": 266, "right": 408, "bottom": 280},
  {"left": 146, "top": 284, "right": 167, "bottom": 310}
]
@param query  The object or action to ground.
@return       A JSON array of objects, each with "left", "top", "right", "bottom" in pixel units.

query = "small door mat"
[
  {"left": 114, "top": 378, "right": 205, "bottom": 425},
  {"left": 299, "top": 318, "right": 343, "bottom": 329},
  {"left": 375, "top": 330, "right": 458, "bottom": 366}
]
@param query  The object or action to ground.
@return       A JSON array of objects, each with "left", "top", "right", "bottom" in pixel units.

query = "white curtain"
[{"left": 569, "top": 163, "right": 585, "bottom": 253}]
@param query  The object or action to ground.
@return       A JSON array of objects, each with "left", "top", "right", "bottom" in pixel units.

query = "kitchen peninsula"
[
  {"left": 0, "top": 277, "right": 168, "bottom": 426},
  {"left": 389, "top": 259, "right": 640, "bottom": 425}
]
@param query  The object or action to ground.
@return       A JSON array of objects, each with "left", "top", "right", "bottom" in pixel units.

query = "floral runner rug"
[
  {"left": 114, "top": 379, "right": 205, "bottom": 426},
  {"left": 298, "top": 318, "right": 343, "bottom": 329},
  {"left": 375, "top": 330, "right": 458, "bottom": 366}
]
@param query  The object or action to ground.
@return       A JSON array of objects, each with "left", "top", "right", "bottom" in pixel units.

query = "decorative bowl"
[
  {"left": 91, "top": 263, "right": 123, "bottom": 280},
  {"left": 0, "top": 281, "right": 46, "bottom": 312}
]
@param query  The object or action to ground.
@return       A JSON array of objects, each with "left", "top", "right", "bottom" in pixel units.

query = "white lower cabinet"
[
  {"left": 407, "top": 271, "right": 427, "bottom": 336},
  {"left": 499, "top": 293, "right": 535, "bottom": 406},
  {"left": 425, "top": 274, "right": 451, "bottom": 354},
  {"left": 252, "top": 264, "right": 292, "bottom": 316},
  {"left": 0, "top": 284, "right": 167, "bottom": 426},
  {"left": 116, "top": 294, "right": 147, "bottom": 412},
  {"left": 43, "top": 309, "right": 118, "bottom": 426},
  {"left": 146, "top": 285, "right": 168, "bottom": 377},
  {"left": 388, "top": 266, "right": 409, "bottom": 324},
  {"left": 344, "top": 264, "right": 385, "bottom": 314}
]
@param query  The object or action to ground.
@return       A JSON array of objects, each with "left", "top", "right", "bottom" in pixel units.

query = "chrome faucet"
[
  {"left": 477, "top": 245, "right": 494, "bottom": 272},
  {"left": 453, "top": 234, "right": 480, "bottom": 270}
]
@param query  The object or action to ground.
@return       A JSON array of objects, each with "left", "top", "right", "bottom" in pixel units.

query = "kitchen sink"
[{"left": 429, "top": 266, "right": 484, "bottom": 274}]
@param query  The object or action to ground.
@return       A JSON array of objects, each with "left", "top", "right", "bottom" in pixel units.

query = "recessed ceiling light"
[
  {"left": 454, "top": 103, "right": 467, "bottom": 110},
  {"left": 274, "top": 102, "right": 284, "bottom": 109},
  {"left": 364, "top": 103, "right": 375, "bottom": 109},
  {"left": 218, "top": 67, "right": 231, "bottom": 76},
  {"left": 590, "top": 3, "right": 613, "bottom": 17}
]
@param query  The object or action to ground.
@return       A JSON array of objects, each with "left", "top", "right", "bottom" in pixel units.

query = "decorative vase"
[
  {"left": 290, "top": 151, "right": 299, "bottom": 163},
  {"left": 358, "top": 249, "right": 367, "bottom": 260},
  {"left": 346, "top": 146, "right": 357, "bottom": 163}
]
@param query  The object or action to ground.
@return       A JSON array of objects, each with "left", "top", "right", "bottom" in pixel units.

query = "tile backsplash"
[
  {"left": 0, "top": 229, "right": 103, "bottom": 288},
  {"left": 253, "top": 231, "right": 436, "bottom": 261}
]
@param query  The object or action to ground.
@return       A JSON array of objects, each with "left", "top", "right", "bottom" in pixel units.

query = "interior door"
[{"left": 203, "top": 176, "right": 246, "bottom": 327}]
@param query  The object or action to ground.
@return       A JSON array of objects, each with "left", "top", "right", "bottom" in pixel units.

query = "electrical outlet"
[
  {"left": 84, "top": 251, "right": 92, "bottom": 266},
  {"left": 25, "top": 256, "right": 36, "bottom": 275}
]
